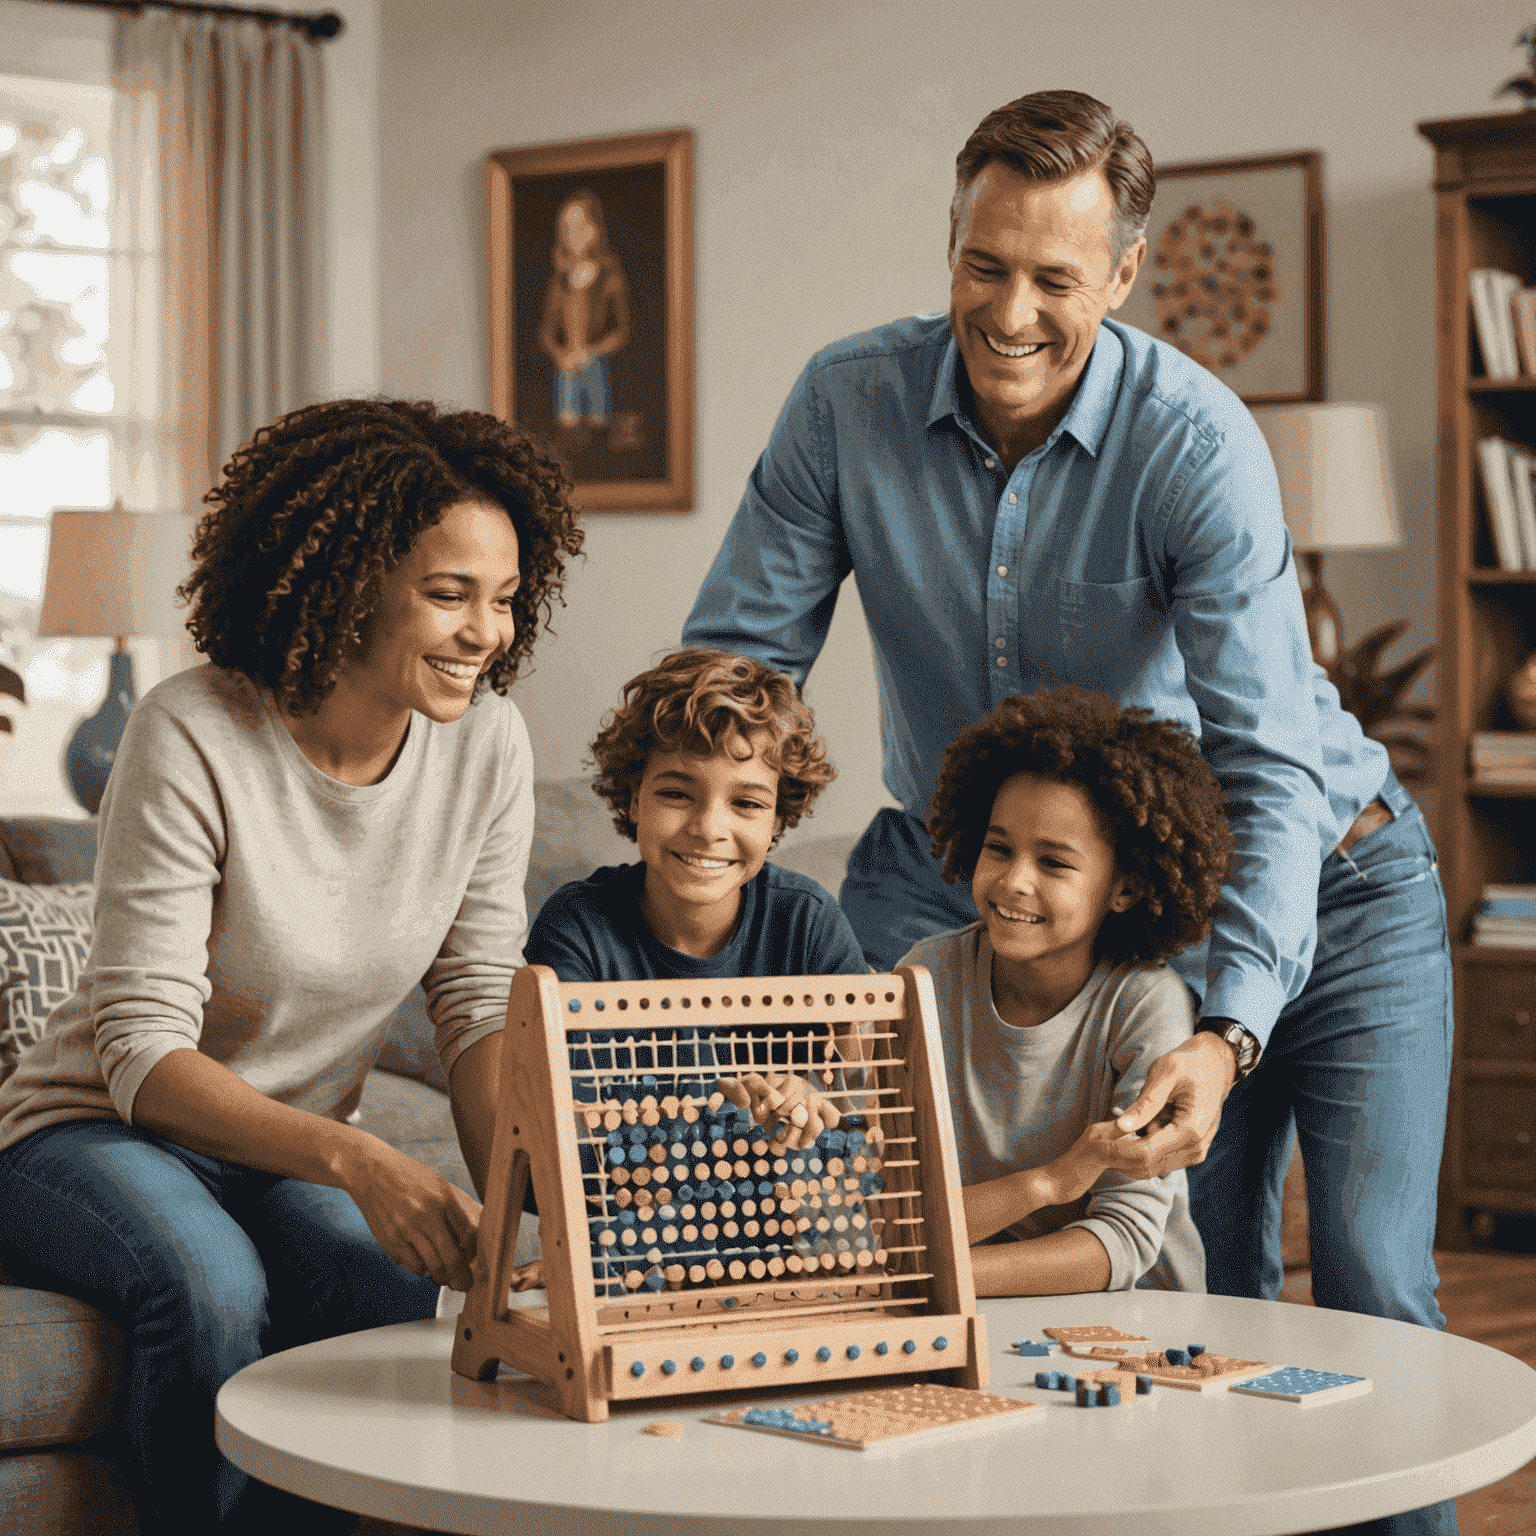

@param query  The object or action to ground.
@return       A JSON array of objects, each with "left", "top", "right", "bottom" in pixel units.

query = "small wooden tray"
[{"left": 707, "top": 1381, "right": 1043, "bottom": 1450}]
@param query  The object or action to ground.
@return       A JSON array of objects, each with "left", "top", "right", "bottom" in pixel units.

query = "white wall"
[{"left": 377, "top": 0, "right": 1531, "bottom": 847}]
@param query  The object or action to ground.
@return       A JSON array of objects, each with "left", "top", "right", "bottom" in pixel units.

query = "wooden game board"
[
  {"left": 1061, "top": 1345, "right": 1271, "bottom": 1393},
  {"left": 708, "top": 1382, "right": 1043, "bottom": 1450}
]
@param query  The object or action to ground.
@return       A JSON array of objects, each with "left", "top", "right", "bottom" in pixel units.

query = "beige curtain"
[{"left": 110, "top": 8, "right": 328, "bottom": 508}]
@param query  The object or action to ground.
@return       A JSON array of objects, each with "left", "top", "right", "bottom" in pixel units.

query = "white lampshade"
[
  {"left": 37, "top": 507, "right": 191, "bottom": 640},
  {"left": 1250, "top": 403, "right": 1401, "bottom": 553}
]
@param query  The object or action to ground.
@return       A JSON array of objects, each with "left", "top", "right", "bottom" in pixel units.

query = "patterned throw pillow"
[{"left": 0, "top": 879, "right": 94, "bottom": 1075}]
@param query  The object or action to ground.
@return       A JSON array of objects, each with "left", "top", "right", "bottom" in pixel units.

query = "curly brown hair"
[
  {"left": 178, "top": 398, "right": 583, "bottom": 713},
  {"left": 927, "top": 687, "right": 1235, "bottom": 965},
  {"left": 589, "top": 648, "right": 836, "bottom": 845}
]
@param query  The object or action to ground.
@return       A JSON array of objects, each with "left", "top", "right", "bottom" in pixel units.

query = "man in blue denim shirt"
[{"left": 685, "top": 91, "right": 1452, "bottom": 1536}]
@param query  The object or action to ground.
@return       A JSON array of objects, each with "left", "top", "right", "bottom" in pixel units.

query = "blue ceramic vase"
[{"left": 65, "top": 648, "right": 136, "bottom": 815}]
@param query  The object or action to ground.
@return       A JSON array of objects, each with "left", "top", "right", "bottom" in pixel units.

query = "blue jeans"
[
  {"left": 0, "top": 1120, "right": 440, "bottom": 1534},
  {"left": 842, "top": 772, "right": 1457, "bottom": 1536},
  {"left": 555, "top": 356, "right": 612, "bottom": 421}
]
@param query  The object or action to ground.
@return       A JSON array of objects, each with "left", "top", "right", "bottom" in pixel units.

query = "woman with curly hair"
[
  {"left": 525, "top": 649, "right": 866, "bottom": 1150},
  {"left": 0, "top": 398, "right": 582, "bottom": 1533},
  {"left": 904, "top": 685, "right": 1234, "bottom": 1297}
]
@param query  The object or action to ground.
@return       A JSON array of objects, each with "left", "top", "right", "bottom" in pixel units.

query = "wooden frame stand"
[{"left": 451, "top": 966, "right": 984, "bottom": 1422}]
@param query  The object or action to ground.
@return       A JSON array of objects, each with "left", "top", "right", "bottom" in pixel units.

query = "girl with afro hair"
[
  {"left": 0, "top": 398, "right": 582, "bottom": 1534},
  {"left": 900, "top": 686, "right": 1234, "bottom": 1298}
]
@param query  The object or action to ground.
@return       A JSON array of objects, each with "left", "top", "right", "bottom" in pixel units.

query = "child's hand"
[
  {"left": 1042, "top": 1118, "right": 1145, "bottom": 1207},
  {"left": 720, "top": 1071, "right": 840, "bottom": 1149}
]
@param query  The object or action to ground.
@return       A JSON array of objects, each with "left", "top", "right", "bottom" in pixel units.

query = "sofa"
[{"left": 0, "top": 784, "right": 856, "bottom": 1534}]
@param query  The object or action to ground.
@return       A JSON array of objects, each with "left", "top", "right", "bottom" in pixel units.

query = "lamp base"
[
  {"left": 1297, "top": 551, "right": 1344, "bottom": 664},
  {"left": 64, "top": 644, "right": 136, "bottom": 815}
]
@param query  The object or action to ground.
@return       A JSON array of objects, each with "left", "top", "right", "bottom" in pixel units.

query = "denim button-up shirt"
[{"left": 684, "top": 313, "right": 1388, "bottom": 1042}]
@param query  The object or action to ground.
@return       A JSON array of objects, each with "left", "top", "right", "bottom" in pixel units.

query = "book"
[
  {"left": 1471, "top": 930, "right": 1536, "bottom": 949},
  {"left": 1471, "top": 269, "right": 1521, "bottom": 378},
  {"left": 1512, "top": 446, "right": 1536, "bottom": 566},
  {"left": 1515, "top": 288, "right": 1536, "bottom": 375},
  {"left": 1483, "top": 883, "right": 1536, "bottom": 901},
  {"left": 1473, "top": 733, "right": 1536, "bottom": 752},
  {"left": 1476, "top": 437, "right": 1527, "bottom": 568},
  {"left": 1480, "top": 898, "right": 1536, "bottom": 917}
]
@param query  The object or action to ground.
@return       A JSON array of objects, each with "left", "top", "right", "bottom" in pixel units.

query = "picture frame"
[
  {"left": 1117, "top": 150, "right": 1324, "bottom": 405},
  {"left": 486, "top": 128, "right": 694, "bottom": 512}
]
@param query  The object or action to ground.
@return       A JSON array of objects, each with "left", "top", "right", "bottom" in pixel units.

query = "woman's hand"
[
  {"left": 336, "top": 1135, "right": 483, "bottom": 1292},
  {"left": 720, "top": 1071, "right": 841, "bottom": 1149}
]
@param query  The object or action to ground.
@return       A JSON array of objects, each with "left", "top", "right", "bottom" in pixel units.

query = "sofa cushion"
[
  {"left": 0, "top": 1286, "right": 125, "bottom": 1451},
  {"left": 0, "top": 819, "right": 97, "bottom": 887},
  {"left": 0, "top": 882, "right": 94, "bottom": 1078},
  {"left": 0, "top": 1449, "right": 140, "bottom": 1535}
]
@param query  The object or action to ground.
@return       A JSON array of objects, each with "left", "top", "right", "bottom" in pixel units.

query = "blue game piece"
[
  {"left": 1188, "top": 1344, "right": 1206, "bottom": 1357},
  {"left": 1034, "top": 1371, "right": 1053, "bottom": 1389},
  {"left": 1060, "top": 1374, "right": 1076, "bottom": 1391},
  {"left": 720, "top": 1354, "right": 735, "bottom": 1369},
  {"left": 569, "top": 999, "right": 581, "bottom": 1012},
  {"left": 643, "top": 1270, "right": 665, "bottom": 1293},
  {"left": 690, "top": 1356, "right": 706, "bottom": 1372},
  {"left": 661, "top": 1359, "right": 676, "bottom": 1375},
  {"left": 1135, "top": 1374, "right": 1153, "bottom": 1395},
  {"left": 1015, "top": 1339, "right": 1052, "bottom": 1357},
  {"left": 1230, "top": 1366, "right": 1371, "bottom": 1404},
  {"left": 642, "top": 1074, "right": 657, "bottom": 1088},
  {"left": 1076, "top": 1384, "right": 1095, "bottom": 1407},
  {"left": 751, "top": 1352, "right": 767, "bottom": 1367},
  {"left": 741, "top": 1408, "right": 833, "bottom": 1437},
  {"left": 609, "top": 1145, "right": 627, "bottom": 1165},
  {"left": 785, "top": 1349, "right": 800, "bottom": 1364},
  {"left": 723, "top": 1297, "right": 738, "bottom": 1309},
  {"left": 630, "top": 1360, "right": 645, "bottom": 1377},
  {"left": 1165, "top": 1348, "right": 1189, "bottom": 1367},
  {"left": 902, "top": 1340, "right": 916, "bottom": 1354},
  {"left": 875, "top": 1341, "right": 888, "bottom": 1355},
  {"left": 933, "top": 1336, "right": 948, "bottom": 1351},
  {"left": 816, "top": 1345, "right": 831, "bottom": 1361},
  {"left": 1099, "top": 1384, "right": 1120, "bottom": 1406},
  {"left": 846, "top": 1345, "right": 861, "bottom": 1360}
]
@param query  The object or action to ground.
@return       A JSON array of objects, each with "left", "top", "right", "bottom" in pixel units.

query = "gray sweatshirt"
[
  {"left": 0, "top": 665, "right": 532, "bottom": 1153},
  {"left": 898, "top": 924, "right": 1206, "bottom": 1292}
]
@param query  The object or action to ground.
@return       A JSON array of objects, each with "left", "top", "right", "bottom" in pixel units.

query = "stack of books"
[
  {"left": 1470, "top": 732, "right": 1536, "bottom": 785},
  {"left": 1472, "top": 884, "right": 1536, "bottom": 949},
  {"left": 1471, "top": 268, "right": 1536, "bottom": 379},
  {"left": 1476, "top": 437, "right": 1536, "bottom": 568}
]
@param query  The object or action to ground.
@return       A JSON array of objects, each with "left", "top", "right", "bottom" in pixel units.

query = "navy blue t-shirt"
[{"left": 526, "top": 859, "right": 867, "bottom": 985}]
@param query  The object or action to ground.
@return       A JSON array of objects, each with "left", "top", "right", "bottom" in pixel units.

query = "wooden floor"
[
  {"left": 357, "top": 1251, "right": 1536, "bottom": 1536},
  {"left": 1283, "top": 1249, "right": 1536, "bottom": 1534}
]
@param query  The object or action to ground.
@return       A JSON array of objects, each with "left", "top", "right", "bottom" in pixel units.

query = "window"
[{"left": 1, "top": 67, "right": 165, "bottom": 802}]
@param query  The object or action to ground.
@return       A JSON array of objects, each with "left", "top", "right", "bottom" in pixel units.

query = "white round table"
[{"left": 215, "top": 1290, "right": 1536, "bottom": 1535}]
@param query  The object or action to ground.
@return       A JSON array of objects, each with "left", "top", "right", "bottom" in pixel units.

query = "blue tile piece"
[
  {"left": 785, "top": 1349, "right": 800, "bottom": 1363},
  {"left": 933, "top": 1336, "right": 948, "bottom": 1351},
  {"left": 741, "top": 1408, "right": 833, "bottom": 1436},
  {"left": 720, "top": 1354, "right": 735, "bottom": 1369},
  {"left": 1135, "top": 1375, "right": 1153, "bottom": 1395},
  {"left": 1238, "top": 1367, "right": 1368, "bottom": 1395},
  {"left": 1188, "top": 1344, "right": 1207, "bottom": 1357},
  {"left": 630, "top": 1361, "right": 645, "bottom": 1377},
  {"left": 1034, "top": 1371, "right": 1053, "bottom": 1389},
  {"left": 1099, "top": 1384, "right": 1120, "bottom": 1406},
  {"left": 902, "top": 1340, "right": 917, "bottom": 1354},
  {"left": 875, "top": 1342, "right": 889, "bottom": 1356},
  {"left": 816, "top": 1346, "right": 832, "bottom": 1361},
  {"left": 691, "top": 1357, "right": 706, "bottom": 1372},
  {"left": 1165, "top": 1348, "right": 1189, "bottom": 1367},
  {"left": 846, "top": 1345, "right": 860, "bottom": 1360},
  {"left": 661, "top": 1359, "right": 676, "bottom": 1375},
  {"left": 1076, "top": 1384, "right": 1095, "bottom": 1407},
  {"left": 1015, "top": 1340, "right": 1052, "bottom": 1357}
]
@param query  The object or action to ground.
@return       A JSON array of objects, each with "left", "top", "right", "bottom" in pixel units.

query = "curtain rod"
[{"left": 33, "top": 0, "right": 345, "bottom": 41}]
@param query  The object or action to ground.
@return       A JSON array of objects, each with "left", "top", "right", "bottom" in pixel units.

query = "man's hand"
[
  {"left": 337, "top": 1136, "right": 483, "bottom": 1292},
  {"left": 1097, "top": 1031, "right": 1238, "bottom": 1180}
]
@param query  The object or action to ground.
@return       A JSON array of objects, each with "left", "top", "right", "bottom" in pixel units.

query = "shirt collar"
[{"left": 925, "top": 319, "right": 1126, "bottom": 460}]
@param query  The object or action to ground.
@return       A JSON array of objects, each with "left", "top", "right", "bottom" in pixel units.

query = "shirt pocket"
[{"left": 1056, "top": 576, "right": 1186, "bottom": 700}]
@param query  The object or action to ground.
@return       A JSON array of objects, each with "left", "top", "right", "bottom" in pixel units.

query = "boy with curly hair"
[
  {"left": 903, "top": 686, "right": 1234, "bottom": 1296},
  {"left": 525, "top": 648, "right": 868, "bottom": 1146}
]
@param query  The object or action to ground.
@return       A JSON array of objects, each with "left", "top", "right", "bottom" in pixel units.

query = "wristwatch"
[{"left": 1195, "top": 1016, "right": 1262, "bottom": 1082}]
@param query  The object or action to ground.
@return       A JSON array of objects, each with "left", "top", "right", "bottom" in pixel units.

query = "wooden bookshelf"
[{"left": 1418, "top": 112, "right": 1536, "bottom": 1239}]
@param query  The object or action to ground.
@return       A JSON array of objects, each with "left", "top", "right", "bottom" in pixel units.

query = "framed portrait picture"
[
  {"left": 486, "top": 128, "right": 694, "bottom": 512},
  {"left": 1118, "top": 150, "right": 1324, "bottom": 405}
]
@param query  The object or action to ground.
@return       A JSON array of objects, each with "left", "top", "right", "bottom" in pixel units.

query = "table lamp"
[
  {"left": 37, "top": 504, "right": 191, "bottom": 813},
  {"left": 1249, "top": 403, "right": 1401, "bottom": 664}
]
